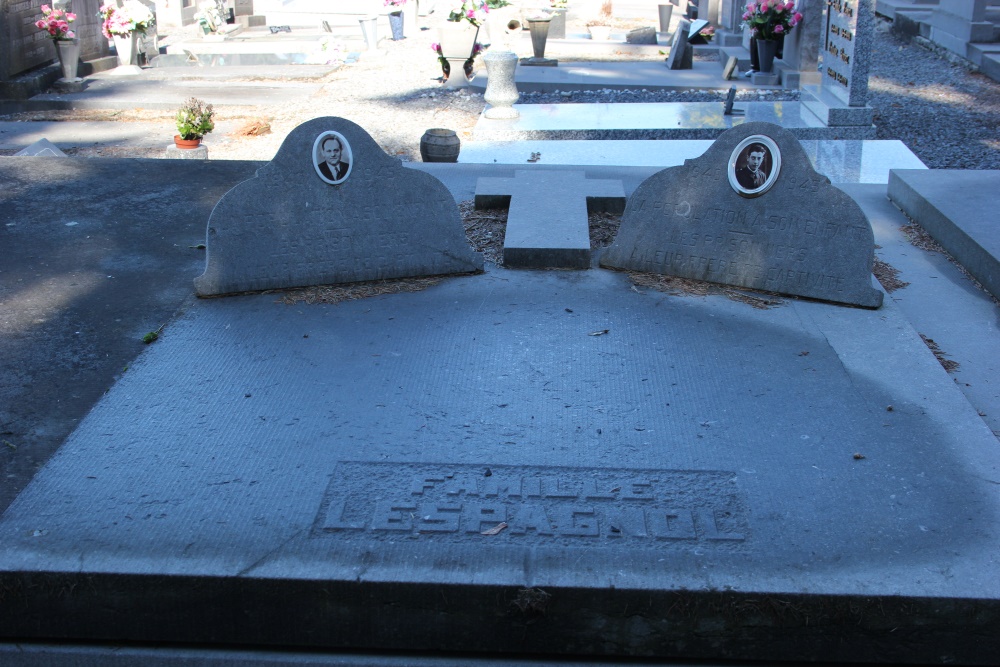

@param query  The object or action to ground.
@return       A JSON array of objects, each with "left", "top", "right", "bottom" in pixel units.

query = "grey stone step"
[{"left": 887, "top": 169, "right": 1000, "bottom": 301}]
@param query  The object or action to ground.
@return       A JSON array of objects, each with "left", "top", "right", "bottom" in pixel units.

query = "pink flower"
[
  {"left": 40, "top": 4, "right": 51, "bottom": 12},
  {"left": 774, "top": 24, "right": 783, "bottom": 33},
  {"left": 794, "top": 11, "right": 802, "bottom": 21},
  {"left": 760, "top": 3, "right": 768, "bottom": 12},
  {"left": 785, "top": 1, "right": 795, "bottom": 9},
  {"left": 35, "top": 19, "right": 45, "bottom": 29}
]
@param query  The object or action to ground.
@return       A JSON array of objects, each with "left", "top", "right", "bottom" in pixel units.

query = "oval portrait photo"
[
  {"left": 728, "top": 135, "right": 781, "bottom": 198},
  {"left": 313, "top": 131, "right": 353, "bottom": 184}
]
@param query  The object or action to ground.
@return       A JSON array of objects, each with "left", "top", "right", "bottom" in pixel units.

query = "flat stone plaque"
[
  {"left": 601, "top": 122, "right": 883, "bottom": 308},
  {"left": 194, "top": 117, "right": 483, "bottom": 296}
]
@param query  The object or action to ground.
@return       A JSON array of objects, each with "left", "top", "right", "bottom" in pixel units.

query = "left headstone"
[
  {"left": 194, "top": 117, "right": 483, "bottom": 296},
  {"left": 600, "top": 122, "right": 883, "bottom": 308}
]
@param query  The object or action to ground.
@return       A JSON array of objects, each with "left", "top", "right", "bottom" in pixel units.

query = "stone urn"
[{"left": 483, "top": 49, "right": 519, "bottom": 119}]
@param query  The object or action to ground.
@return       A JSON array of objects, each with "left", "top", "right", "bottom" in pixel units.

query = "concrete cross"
[{"left": 474, "top": 170, "right": 626, "bottom": 269}]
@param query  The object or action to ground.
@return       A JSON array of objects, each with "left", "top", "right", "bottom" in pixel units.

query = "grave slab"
[
  {"left": 473, "top": 101, "right": 876, "bottom": 141},
  {"left": 1, "top": 264, "right": 999, "bottom": 663},
  {"left": 887, "top": 168, "right": 1000, "bottom": 300},
  {"left": 459, "top": 139, "right": 926, "bottom": 183},
  {"left": 474, "top": 170, "right": 626, "bottom": 268},
  {"left": 601, "top": 122, "right": 884, "bottom": 308}
]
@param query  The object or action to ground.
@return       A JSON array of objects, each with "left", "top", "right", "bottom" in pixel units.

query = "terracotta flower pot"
[{"left": 174, "top": 135, "right": 202, "bottom": 149}]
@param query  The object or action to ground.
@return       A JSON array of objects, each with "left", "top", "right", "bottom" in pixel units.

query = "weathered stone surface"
[
  {"left": 626, "top": 26, "right": 658, "bottom": 44},
  {"left": 194, "top": 117, "right": 483, "bottom": 296},
  {"left": 600, "top": 122, "right": 884, "bottom": 308},
  {"left": 665, "top": 18, "right": 692, "bottom": 70}
]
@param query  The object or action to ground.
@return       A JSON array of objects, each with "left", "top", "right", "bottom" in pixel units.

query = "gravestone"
[
  {"left": 800, "top": 0, "right": 875, "bottom": 127},
  {"left": 600, "top": 122, "right": 883, "bottom": 308},
  {"left": 665, "top": 18, "right": 692, "bottom": 70},
  {"left": 474, "top": 170, "right": 625, "bottom": 269},
  {"left": 194, "top": 117, "right": 483, "bottom": 296},
  {"left": 626, "top": 27, "right": 658, "bottom": 44}
]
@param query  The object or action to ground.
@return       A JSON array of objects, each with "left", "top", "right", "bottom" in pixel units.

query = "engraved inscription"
[
  {"left": 625, "top": 195, "right": 869, "bottom": 294},
  {"left": 825, "top": 0, "right": 857, "bottom": 91},
  {"left": 313, "top": 463, "right": 750, "bottom": 550}
]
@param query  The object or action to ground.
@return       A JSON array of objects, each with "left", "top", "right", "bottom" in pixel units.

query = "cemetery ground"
[{"left": 2, "top": 10, "right": 1000, "bottom": 664}]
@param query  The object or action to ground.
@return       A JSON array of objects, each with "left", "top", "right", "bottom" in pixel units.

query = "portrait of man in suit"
[
  {"left": 314, "top": 131, "right": 352, "bottom": 184},
  {"left": 728, "top": 135, "right": 781, "bottom": 197}
]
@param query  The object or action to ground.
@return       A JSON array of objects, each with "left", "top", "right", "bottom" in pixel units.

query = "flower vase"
[
  {"left": 113, "top": 31, "right": 139, "bottom": 67},
  {"left": 388, "top": 11, "right": 404, "bottom": 41},
  {"left": 53, "top": 38, "right": 81, "bottom": 81},
  {"left": 526, "top": 16, "right": 552, "bottom": 60},
  {"left": 756, "top": 38, "right": 779, "bottom": 73},
  {"left": 358, "top": 17, "right": 378, "bottom": 50},
  {"left": 483, "top": 49, "right": 519, "bottom": 119},
  {"left": 438, "top": 21, "right": 479, "bottom": 88}
]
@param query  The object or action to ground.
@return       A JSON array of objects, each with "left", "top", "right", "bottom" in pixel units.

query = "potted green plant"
[{"left": 174, "top": 97, "right": 215, "bottom": 149}]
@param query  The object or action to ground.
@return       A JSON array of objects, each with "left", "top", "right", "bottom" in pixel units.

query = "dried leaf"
[{"left": 481, "top": 521, "right": 508, "bottom": 536}]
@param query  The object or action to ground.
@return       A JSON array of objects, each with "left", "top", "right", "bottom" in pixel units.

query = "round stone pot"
[{"left": 420, "top": 128, "right": 460, "bottom": 163}]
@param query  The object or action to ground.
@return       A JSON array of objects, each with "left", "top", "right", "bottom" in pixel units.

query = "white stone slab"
[{"left": 459, "top": 139, "right": 926, "bottom": 183}]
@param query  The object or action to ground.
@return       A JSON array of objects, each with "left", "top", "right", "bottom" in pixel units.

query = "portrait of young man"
[
  {"left": 313, "top": 131, "right": 352, "bottom": 184},
  {"left": 728, "top": 135, "right": 781, "bottom": 197}
]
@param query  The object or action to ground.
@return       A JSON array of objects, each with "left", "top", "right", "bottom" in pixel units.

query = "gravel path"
[{"left": 4, "top": 15, "right": 1000, "bottom": 169}]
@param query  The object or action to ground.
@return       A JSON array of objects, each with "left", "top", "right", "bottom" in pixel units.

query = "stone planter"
[
  {"left": 112, "top": 31, "right": 138, "bottom": 67},
  {"left": 53, "top": 38, "right": 81, "bottom": 81},
  {"left": 756, "top": 38, "right": 779, "bottom": 73},
  {"left": 658, "top": 4, "right": 673, "bottom": 32},
  {"left": 388, "top": 11, "right": 404, "bottom": 40},
  {"left": 483, "top": 49, "right": 519, "bottom": 119},
  {"left": 439, "top": 21, "right": 479, "bottom": 87},
  {"left": 359, "top": 16, "right": 378, "bottom": 50}
]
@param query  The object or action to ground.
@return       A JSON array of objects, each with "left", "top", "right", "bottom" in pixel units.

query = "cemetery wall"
[{"left": 1, "top": 0, "right": 108, "bottom": 83}]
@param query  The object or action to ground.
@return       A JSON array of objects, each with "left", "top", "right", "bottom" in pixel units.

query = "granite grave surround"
[
  {"left": 1, "top": 261, "right": 999, "bottom": 663},
  {"left": 602, "top": 122, "right": 884, "bottom": 308},
  {"left": 1, "top": 138, "right": 999, "bottom": 663}
]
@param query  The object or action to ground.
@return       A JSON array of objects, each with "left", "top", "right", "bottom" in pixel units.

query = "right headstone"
[
  {"left": 800, "top": 0, "right": 876, "bottom": 127},
  {"left": 600, "top": 122, "right": 883, "bottom": 308}
]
